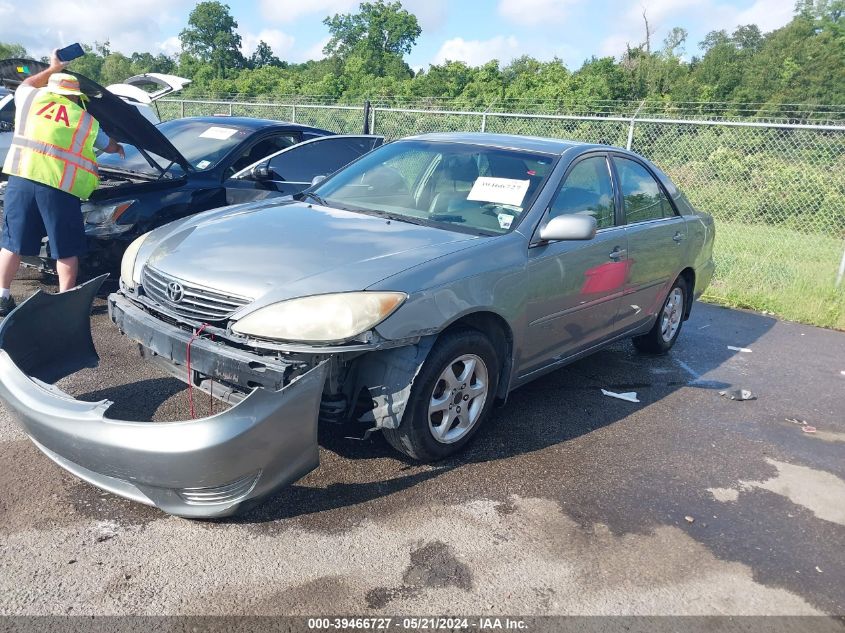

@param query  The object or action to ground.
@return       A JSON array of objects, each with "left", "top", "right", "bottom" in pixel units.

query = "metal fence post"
[
  {"left": 362, "top": 100, "right": 371, "bottom": 134},
  {"left": 371, "top": 107, "right": 377, "bottom": 135},
  {"left": 837, "top": 242, "right": 845, "bottom": 288},
  {"left": 481, "top": 113, "right": 487, "bottom": 133},
  {"left": 180, "top": 100, "right": 184, "bottom": 118},
  {"left": 228, "top": 103, "right": 233, "bottom": 116},
  {"left": 626, "top": 100, "right": 646, "bottom": 150},
  {"left": 291, "top": 104, "right": 297, "bottom": 123}
]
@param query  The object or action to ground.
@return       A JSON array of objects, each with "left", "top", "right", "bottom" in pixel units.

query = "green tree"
[
  {"left": 323, "top": 0, "right": 420, "bottom": 77},
  {"left": 0, "top": 42, "right": 28, "bottom": 59},
  {"left": 179, "top": 1, "right": 245, "bottom": 78},
  {"left": 129, "top": 52, "right": 177, "bottom": 75},
  {"left": 99, "top": 52, "right": 133, "bottom": 86},
  {"left": 249, "top": 41, "right": 284, "bottom": 69}
]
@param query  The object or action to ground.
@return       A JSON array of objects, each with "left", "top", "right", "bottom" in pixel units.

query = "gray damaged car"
[{"left": 0, "top": 133, "right": 715, "bottom": 517}]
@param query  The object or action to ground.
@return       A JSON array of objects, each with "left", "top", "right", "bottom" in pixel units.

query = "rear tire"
[
  {"left": 632, "top": 276, "right": 688, "bottom": 354},
  {"left": 383, "top": 328, "right": 499, "bottom": 462}
]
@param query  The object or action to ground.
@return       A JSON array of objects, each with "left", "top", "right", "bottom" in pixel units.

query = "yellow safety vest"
[{"left": 2, "top": 88, "right": 100, "bottom": 200}]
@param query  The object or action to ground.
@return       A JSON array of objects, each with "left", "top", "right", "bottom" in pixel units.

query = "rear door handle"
[
  {"left": 609, "top": 248, "right": 627, "bottom": 261},
  {"left": 673, "top": 232, "right": 685, "bottom": 243}
]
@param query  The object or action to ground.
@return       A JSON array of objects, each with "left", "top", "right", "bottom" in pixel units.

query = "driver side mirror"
[
  {"left": 250, "top": 164, "right": 272, "bottom": 181},
  {"left": 538, "top": 214, "right": 597, "bottom": 242},
  {"left": 311, "top": 174, "right": 327, "bottom": 187}
]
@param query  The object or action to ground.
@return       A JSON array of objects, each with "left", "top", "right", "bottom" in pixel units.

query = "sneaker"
[{"left": 0, "top": 295, "right": 16, "bottom": 317}]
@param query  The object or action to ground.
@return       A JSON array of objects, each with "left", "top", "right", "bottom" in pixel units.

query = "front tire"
[
  {"left": 383, "top": 328, "right": 499, "bottom": 462},
  {"left": 632, "top": 276, "right": 688, "bottom": 354}
]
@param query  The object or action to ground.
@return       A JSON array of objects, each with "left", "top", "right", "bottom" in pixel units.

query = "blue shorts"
[{"left": 1, "top": 175, "right": 86, "bottom": 259}]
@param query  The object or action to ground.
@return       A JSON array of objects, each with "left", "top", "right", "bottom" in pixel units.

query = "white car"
[{"left": 0, "top": 70, "right": 190, "bottom": 173}]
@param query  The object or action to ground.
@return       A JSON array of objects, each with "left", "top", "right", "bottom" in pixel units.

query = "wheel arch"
[
  {"left": 678, "top": 267, "right": 696, "bottom": 320},
  {"left": 440, "top": 310, "right": 514, "bottom": 401}
]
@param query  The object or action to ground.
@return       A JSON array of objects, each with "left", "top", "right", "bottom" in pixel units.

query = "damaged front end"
[{"left": 0, "top": 277, "right": 328, "bottom": 518}]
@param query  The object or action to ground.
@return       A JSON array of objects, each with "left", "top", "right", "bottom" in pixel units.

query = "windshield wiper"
[
  {"left": 361, "top": 209, "right": 429, "bottom": 226},
  {"left": 300, "top": 191, "right": 329, "bottom": 206}
]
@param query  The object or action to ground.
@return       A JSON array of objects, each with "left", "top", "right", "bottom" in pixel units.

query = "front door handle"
[
  {"left": 673, "top": 232, "right": 685, "bottom": 243},
  {"left": 609, "top": 248, "right": 627, "bottom": 261}
]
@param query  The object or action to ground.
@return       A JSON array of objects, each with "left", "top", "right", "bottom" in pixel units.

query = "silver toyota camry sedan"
[{"left": 0, "top": 132, "right": 715, "bottom": 517}]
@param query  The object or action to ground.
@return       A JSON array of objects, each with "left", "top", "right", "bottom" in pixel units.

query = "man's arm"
[
  {"left": 101, "top": 137, "right": 125, "bottom": 159},
  {"left": 21, "top": 50, "right": 68, "bottom": 88}
]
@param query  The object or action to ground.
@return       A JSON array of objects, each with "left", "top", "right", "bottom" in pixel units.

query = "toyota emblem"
[{"left": 166, "top": 281, "right": 185, "bottom": 303}]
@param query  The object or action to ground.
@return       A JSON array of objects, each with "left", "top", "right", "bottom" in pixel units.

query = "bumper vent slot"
[
  {"left": 142, "top": 267, "right": 250, "bottom": 322},
  {"left": 177, "top": 471, "right": 261, "bottom": 505}
]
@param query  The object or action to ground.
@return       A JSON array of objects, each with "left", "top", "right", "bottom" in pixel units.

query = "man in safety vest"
[{"left": 0, "top": 50, "right": 124, "bottom": 316}]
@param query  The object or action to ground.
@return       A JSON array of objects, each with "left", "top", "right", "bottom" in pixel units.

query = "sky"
[{"left": 0, "top": 0, "right": 797, "bottom": 70}]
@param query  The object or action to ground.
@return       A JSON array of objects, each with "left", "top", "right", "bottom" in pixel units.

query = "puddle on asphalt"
[{"left": 708, "top": 458, "right": 845, "bottom": 527}]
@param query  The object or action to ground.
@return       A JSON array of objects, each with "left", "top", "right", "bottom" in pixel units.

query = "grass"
[{"left": 701, "top": 221, "right": 845, "bottom": 330}]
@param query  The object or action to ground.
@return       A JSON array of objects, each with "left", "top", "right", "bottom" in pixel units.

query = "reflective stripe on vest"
[{"left": 2, "top": 88, "right": 100, "bottom": 199}]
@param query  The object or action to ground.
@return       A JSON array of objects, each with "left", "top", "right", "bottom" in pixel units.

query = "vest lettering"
[
  {"left": 2, "top": 89, "right": 100, "bottom": 198},
  {"left": 54, "top": 105, "right": 70, "bottom": 127},
  {"left": 35, "top": 101, "right": 55, "bottom": 117}
]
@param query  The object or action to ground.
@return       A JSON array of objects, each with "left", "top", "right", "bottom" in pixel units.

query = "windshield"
[
  {"left": 97, "top": 119, "right": 252, "bottom": 177},
  {"left": 312, "top": 140, "right": 555, "bottom": 235}
]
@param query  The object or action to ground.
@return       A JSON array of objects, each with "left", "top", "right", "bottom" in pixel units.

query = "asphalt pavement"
[{"left": 1, "top": 271, "right": 843, "bottom": 618}]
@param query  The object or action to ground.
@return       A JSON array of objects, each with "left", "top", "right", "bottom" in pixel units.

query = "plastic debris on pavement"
[
  {"left": 727, "top": 346, "right": 753, "bottom": 353},
  {"left": 787, "top": 417, "right": 818, "bottom": 434},
  {"left": 685, "top": 515, "right": 695, "bottom": 524},
  {"left": 719, "top": 389, "right": 757, "bottom": 401},
  {"left": 600, "top": 389, "right": 640, "bottom": 403}
]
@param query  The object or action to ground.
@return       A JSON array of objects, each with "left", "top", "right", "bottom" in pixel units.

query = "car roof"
[
  {"left": 175, "top": 116, "right": 331, "bottom": 134},
  {"left": 406, "top": 132, "right": 609, "bottom": 156}
]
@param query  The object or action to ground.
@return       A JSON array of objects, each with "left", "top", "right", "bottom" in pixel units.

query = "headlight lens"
[
  {"left": 232, "top": 292, "right": 407, "bottom": 343},
  {"left": 120, "top": 232, "right": 152, "bottom": 290},
  {"left": 83, "top": 200, "right": 136, "bottom": 236}
]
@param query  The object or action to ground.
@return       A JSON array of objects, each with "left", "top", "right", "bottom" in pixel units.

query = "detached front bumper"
[{"left": 0, "top": 277, "right": 328, "bottom": 518}]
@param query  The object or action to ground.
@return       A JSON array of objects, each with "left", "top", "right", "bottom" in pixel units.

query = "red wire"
[
  {"left": 209, "top": 334, "right": 215, "bottom": 415},
  {"left": 186, "top": 323, "right": 209, "bottom": 419}
]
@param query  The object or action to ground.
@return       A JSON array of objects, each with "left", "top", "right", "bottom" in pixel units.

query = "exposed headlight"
[
  {"left": 232, "top": 292, "right": 407, "bottom": 343},
  {"left": 120, "top": 231, "right": 152, "bottom": 290},
  {"left": 83, "top": 200, "right": 136, "bottom": 236}
]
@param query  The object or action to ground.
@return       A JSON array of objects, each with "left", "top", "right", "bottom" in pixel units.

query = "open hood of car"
[
  {"left": 0, "top": 59, "right": 191, "bottom": 173},
  {"left": 106, "top": 73, "right": 191, "bottom": 105}
]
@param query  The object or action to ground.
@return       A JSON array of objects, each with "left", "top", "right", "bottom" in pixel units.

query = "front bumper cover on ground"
[{"left": 0, "top": 277, "right": 328, "bottom": 518}]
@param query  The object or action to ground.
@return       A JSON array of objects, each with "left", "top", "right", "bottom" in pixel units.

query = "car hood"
[
  {"left": 0, "top": 59, "right": 190, "bottom": 172},
  {"left": 141, "top": 201, "right": 481, "bottom": 304}
]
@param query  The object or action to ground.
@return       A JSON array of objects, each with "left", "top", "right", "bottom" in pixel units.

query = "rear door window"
[
  {"left": 613, "top": 157, "right": 675, "bottom": 223},
  {"left": 267, "top": 136, "right": 381, "bottom": 183}
]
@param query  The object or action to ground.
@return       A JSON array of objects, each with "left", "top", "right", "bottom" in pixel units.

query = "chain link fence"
[{"left": 160, "top": 98, "right": 845, "bottom": 328}]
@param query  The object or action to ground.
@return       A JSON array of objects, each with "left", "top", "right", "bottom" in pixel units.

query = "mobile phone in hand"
[{"left": 56, "top": 43, "right": 85, "bottom": 63}]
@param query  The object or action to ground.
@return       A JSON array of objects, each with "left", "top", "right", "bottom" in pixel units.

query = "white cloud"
[
  {"left": 599, "top": 34, "right": 632, "bottom": 59},
  {"left": 298, "top": 37, "right": 331, "bottom": 62},
  {"left": 157, "top": 36, "right": 181, "bottom": 56},
  {"left": 239, "top": 29, "right": 296, "bottom": 58},
  {"left": 432, "top": 34, "right": 581, "bottom": 68},
  {"left": 497, "top": 0, "right": 581, "bottom": 26},
  {"left": 260, "top": 0, "right": 447, "bottom": 30},
  {"left": 601, "top": 0, "right": 796, "bottom": 60},
  {"left": 0, "top": 0, "right": 192, "bottom": 57},
  {"left": 433, "top": 35, "right": 520, "bottom": 66},
  {"left": 733, "top": 0, "right": 795, "bottom": 32},
  {"left": 260, "top": 0, "right": 356, "bottom": 24},
  {"left": 402, "top": 0, "right": 448, "bottom": 31}
]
